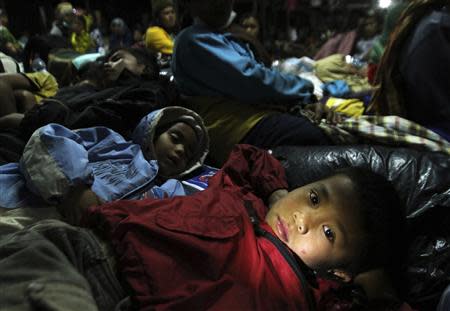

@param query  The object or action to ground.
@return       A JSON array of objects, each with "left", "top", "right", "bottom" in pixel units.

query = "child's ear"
[{"left": 328, "top": 269, "right": 354, "bottom": 283}]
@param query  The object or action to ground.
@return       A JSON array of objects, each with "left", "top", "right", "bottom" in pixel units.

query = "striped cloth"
[{"left": 302, "top": 112, "right": 450, "bottom": 155}]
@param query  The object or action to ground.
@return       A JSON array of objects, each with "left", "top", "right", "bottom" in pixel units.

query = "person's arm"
[
  {"left": 145, "top": 26, "right": 174, "bottom": 54},
  {"left": 57, "top": 184, "right": 103, "bottom": 225},
  {"left": 20, "top": 124, "right": 126, "bottom": 204},
  {"left": 209, "top": 144, "right": 289, "bottom": 203},
  {"left": 174, "top": 31, "right": 314, "bottom": 102}
]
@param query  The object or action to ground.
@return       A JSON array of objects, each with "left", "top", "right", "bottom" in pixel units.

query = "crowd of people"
[{"left": 0, "top": 0, "right": 449, "bottom": 310}]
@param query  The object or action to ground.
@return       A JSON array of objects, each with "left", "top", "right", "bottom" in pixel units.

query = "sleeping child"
[{"left": 0, "top": 106, "right": 209, "bottom": 220}]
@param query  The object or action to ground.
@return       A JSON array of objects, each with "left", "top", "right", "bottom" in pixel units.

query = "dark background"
[
  {"left": 0, "top": 0, "right": 379, "bottom": 43},
  {"left": 1, "top": 0, "right": 152, "bottom": 36}
]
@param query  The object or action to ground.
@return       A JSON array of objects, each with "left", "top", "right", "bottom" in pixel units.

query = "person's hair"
[
  {"left": 238, "top": 12, "right": 259, "bottom": 26},
  {"left": 103, "top": 47, "right": 159, "bottom": 81},
  {"left": 333, "top": 167, "right": 405, "bottom": 275},
  {"left": 122, "top": 47, "right": 159, "bottom": 80},
  {"left": 73, "top": 14, "right": 87, "bottom": 30},
  {"left": 78, "top": 47, "right": 159, "bottom": 85},
  {"left": 152, "top": 0, "right": 174, "bottom": 19},
  {"left": 369, "top": 0, "right": 448, "bottom": 116},
  {"left": 188, "top": 0, "right": 234, "bottom": 29},
  {"left": 238, "top": 13, "right": 261, "bottom": 37},
  {"left": 356, "top": 10, "right": 383, "bottom": 38}
]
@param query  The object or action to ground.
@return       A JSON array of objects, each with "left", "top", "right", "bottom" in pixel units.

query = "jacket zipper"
[{"left": 244, "top": 201, "right": 317, "bottom": 311}]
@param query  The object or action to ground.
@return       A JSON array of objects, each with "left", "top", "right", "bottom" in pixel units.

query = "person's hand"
[
  {"left": 353, "top": 268, "right": 398, "bottom": 301},
  {"left": 57, "top": 185, "right": 104, "bottom": 225},
  {"left": 6, "top": 42, "right": 19, "bottom": 54},
  {"left": 104, "top": 58, "right": 126, "bottom": 81},
  {"left": 268, "top": 189, "right": 288, "bottom": 208},
  {"left": 304, "top": 102, "right": 345, "bottom": 124}
]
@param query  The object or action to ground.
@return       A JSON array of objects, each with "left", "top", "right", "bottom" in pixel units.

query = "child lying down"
[
  {"left": 0, "top": 144, "right": 412, "bottom": 310},
  {"left": 0, "top": 106, "right": 209, "bottom": 222}
]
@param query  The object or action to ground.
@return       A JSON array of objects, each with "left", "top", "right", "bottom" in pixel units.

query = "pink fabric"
[{"left": 314, "top": 30, "right": 358, "bottom": 60}]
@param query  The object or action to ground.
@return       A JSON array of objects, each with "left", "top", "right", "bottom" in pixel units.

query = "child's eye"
[
  {"left": 323, "top": 225, "right": 335, "bottom": 242},
  {"left": 309, "top": 190, "right": 319, "bottom": 206},
  {"left": 170, "top": 133, "right": 180, "bottom": 142}
]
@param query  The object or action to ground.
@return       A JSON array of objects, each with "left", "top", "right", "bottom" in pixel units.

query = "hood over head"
[{"left": 132, "top": 106, "right": 209, "bottom": 177}]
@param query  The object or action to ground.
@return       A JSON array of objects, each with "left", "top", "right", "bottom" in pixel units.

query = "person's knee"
[
  {"left": 0, "top": 79, "right": 11, "bottom": 92},
  {"left": 13, "top": 90, "right": 37, "bottom": 113}
]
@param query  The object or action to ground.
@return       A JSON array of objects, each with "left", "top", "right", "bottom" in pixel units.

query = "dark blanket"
[
  {"left": 0, "top": 79, "right": 178, "bottom": 164},
  {"left": 272, "top": 145, "right": 450, "bottom": 310}
]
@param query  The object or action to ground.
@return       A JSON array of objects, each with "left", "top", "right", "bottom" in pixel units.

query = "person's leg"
[
  {"left": 240, "top": 113, "right": 332, "bottom": 149},
  {"left": 0, "top": 74, "right": 34, "bottom": 117},
  {"left": 0, "top": 113, "right": 24, "bottom": 130},
  {"left": 13, "top": 90, "right": 38, "bottom": 113},
  {"left": 0, "top": 219, "right": 126, "bottom": 311}
]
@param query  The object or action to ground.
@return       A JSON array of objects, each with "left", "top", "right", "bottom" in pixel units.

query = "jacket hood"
[{"left": 132, "top": 106, "right": 209, "bottom": 177}]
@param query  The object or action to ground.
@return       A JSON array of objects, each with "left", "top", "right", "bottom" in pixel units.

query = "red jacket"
[{"left": 84, "top": 145, "right": 350, "bottom": 310}]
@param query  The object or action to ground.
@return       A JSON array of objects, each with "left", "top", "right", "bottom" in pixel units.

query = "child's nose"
[
  {"left": 174, "top": 144, "right": 185, "bottom": 156},
  {"left": 293, "top": 212, "right": 308, "bottom": 234}
]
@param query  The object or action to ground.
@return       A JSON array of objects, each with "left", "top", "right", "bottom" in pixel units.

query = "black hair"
[
  {"left": 77, "top": 47, "right": 159, "bottom": 87},
  {"left": 73, "top": 14, "right": 87, "bottom": 28},
  {"left": 238, "top": 12, "right": 259, "bottom": 25},
  {"left": 333, "top": 167, "right": 405, "bottom": 275},
  {"left": 120, "top": 47, "right": 159, "bottom": 80}
]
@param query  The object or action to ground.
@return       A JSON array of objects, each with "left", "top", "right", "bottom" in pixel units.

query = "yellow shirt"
[
  {"left": 71, "top": 31, "right": 94, "bottom": 54},
  {"left": 24, "top": 71, "right": 59, "bottom": 103},
  {"left": 182, "top": 96, "right": 276, "bottom": 166},
  {"left": 145, "top": 26, "right": 174, "bottom": 55}
]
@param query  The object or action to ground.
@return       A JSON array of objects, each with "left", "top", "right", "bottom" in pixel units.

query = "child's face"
[
  {"left": 265, "top": 174, "right": 364, "bottom": 273},
  {"left": 104, "top": 50, "right": 145, "bottom": 80},
  {"left": 241, "top": 17, "right": 260, "bottom": 38},
  {"left": 159, "top": 6, "right": 177, "bottom": 30},
  {"left": 0, "top": 15, "right": 8, "bottom": 26},
  {"left": 154, "top": 122, "right": 198, "bottom": 177},
  {"left": 71, "top": 18, "right": 84, "bottom": 34}
]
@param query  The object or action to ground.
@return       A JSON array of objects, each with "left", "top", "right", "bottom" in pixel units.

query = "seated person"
[
  {"left": 0, "top": 106, "right": 209, "bottom": 224},
  {"left": 0, "top": 9, "right": 22, "bottom": 60},
  {"left": 49, "top": 2, "right": 74, "bottom": 38},
  {"left": 0, "top": 144, "right": 409, "bottom": 310},
  {"left": 368, "top": 1, "right": 408, "bottom": 66},
  {"left": 173, "top": 0, "right": 331, "bottom": 165},
  {"left": 352, "top": 11, "right": 382, "bottom": 62},
  {"left": 108, "top": 18, "right": 133, "bottom": 52},
  {"left": 145, "top": 0, "right": 178, "bottom": 55},
  {"left": 70, "top": 13, "right": 95, "bottom": 54},
  {"left": 239, "top": 12, "right": 261, "bottom": 40},
  {"left": 173, "top": 0, "right": 314, "bottom": 102},
  {"left": 370, "top": 0, "right": 450, "bottom": 141}
]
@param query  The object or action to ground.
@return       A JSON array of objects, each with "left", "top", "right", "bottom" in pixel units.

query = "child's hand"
[
  {"left": 304, "top": 102, "right": 344, "bottom": 124},
  {"left": 104, "top": 58, "right": 126, "bottom": 81},
  {"left": 57, "top": 185, "right": 103, "bottom": 225},
  {"left": 268, "top": 189, "right": 288, "bottom": 208}
]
